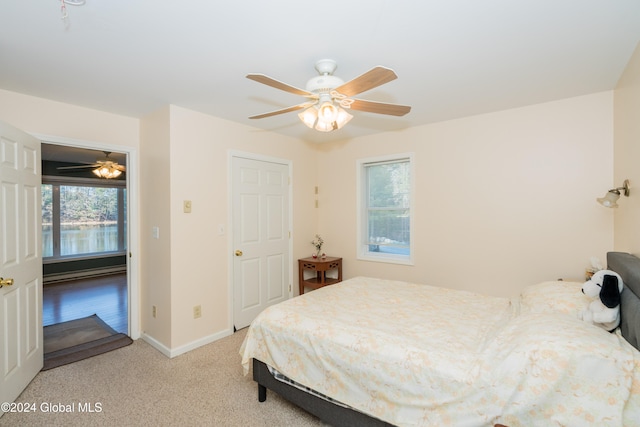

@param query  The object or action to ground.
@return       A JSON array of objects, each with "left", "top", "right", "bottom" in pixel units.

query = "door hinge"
[{"left": 289, "top": 284, "right": 292, "bottom": 292}]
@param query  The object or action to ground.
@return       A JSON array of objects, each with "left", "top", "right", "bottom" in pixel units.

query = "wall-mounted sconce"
[{"left": 597, "top": 179, "right": 630, "bottom": 208}]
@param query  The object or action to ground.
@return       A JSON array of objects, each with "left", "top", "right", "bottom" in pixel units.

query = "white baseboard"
[
  {"left": 140, "top": 333, "right": 172, "bottom": 357},
  {"left": 141, "top": 329, "right": 234, "bottom": 359}
]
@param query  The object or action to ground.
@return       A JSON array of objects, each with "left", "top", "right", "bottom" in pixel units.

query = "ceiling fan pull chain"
[
  {"left": 59, "top": 0, "right": 86, "bottom": 21},
  {"left": 60, "top": 0, "right": 68, "bottom": 19}
]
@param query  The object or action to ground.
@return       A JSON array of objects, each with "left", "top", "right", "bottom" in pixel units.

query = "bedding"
[
  {"left": 518, "top": 280, "right": 591, "bottom": 316},
  {"left": 240, "top": 275, "right": 640, "bottom": 426}
]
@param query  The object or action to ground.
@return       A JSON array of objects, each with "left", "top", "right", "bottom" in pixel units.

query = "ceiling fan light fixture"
[
  {"left": 318, "top": 101, "right": 338, "bottom": 123},
  {"left": 314, "top": 120, "right": 336, "bottom": 132},
  {"left": 298, "top": 107, "right": 318, "bottom": 129},
  {"left": 298, "top": 105, "right": 353, "bottom": 132},
  {"left": 335, "top": 107, "right": 353, "bottom": 128},
  {"left": 298, "top": 104, "right": 354, "bottom": 132},
  {"left": 93, "top": 166, "right": 122, "bottom": 179}
]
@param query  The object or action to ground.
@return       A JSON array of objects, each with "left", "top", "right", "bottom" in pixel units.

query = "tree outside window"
[{"left": 42, "top": 182, "right": 127, "bottom": 259}]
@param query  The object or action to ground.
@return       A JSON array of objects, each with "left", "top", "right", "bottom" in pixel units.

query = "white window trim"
[{"left": 356, "top": 152, "right": 415, "bottom": 265}]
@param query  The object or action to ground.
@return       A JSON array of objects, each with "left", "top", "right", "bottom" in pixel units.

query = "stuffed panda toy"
[{"left": 579, "top": 269, "right": 624, "bottom": 332}]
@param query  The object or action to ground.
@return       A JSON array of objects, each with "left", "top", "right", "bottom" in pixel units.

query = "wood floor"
[{"left": 43, "top": 273, "right": 128, "bottom": 334}]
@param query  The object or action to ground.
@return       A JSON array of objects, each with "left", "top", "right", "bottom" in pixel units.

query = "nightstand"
[{"left": 298, "top": 256, "right": 342, "bottom": 295}]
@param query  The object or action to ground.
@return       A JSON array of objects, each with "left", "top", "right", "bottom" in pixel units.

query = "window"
[
  {"left": 42, "top": 178, "right": 127, "bottom": 259},
  {"left": 357, "top": 154, "right": 413, "bottom": 264}
]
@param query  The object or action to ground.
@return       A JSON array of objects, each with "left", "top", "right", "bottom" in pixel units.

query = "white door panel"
[
  {"left": 266, "top": 254, "right": 284, "bottom": 302},
  {"left": 232, "top": 156, "right": 290, "bottom": 330},
  {"left": 240, "top": 257, "right": 261, "bottom": 309},
  {"left": 0, "top": 121, "right": 43, "bottom": 414}
]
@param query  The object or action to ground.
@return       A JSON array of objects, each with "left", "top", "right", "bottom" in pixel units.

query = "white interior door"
[
  {"left": 232, "top": 156, "right": 290, "bottom": 330},
  {"left": 0, "top": 121, "right": 43, "bottom": 413}
]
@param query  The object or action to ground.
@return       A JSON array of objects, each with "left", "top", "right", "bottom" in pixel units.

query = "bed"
[{"left": 240, "top": 252, "right": 640, "bottom": 426}]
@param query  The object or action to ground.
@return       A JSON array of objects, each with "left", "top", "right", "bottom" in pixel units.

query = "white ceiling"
[{"left": 2, "top": 1, "right": 639, "bottom": 146}]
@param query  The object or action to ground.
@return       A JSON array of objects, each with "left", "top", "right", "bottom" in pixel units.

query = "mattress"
[{"left": 240, "top": 277, "right": 640, "bottom": 426}]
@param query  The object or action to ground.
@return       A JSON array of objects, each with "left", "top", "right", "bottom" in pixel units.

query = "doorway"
[{"left": 39, "top": 138, "right": 139, "bottom": 339}]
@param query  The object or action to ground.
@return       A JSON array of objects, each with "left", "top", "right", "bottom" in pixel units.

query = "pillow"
[{"left": 519, "top": 280, "right": 591, "bottom": 317}]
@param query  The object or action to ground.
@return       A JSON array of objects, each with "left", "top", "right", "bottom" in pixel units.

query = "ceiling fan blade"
[
  {"left": 347, "top": 99, "right": 411, "bottom": 116},
  {"left": 249, "top": 101, "right": 316, "bottom": 119},
  {"left": 246, "top": 74, "right": 315, "bottom": 97},
  {"left": 334, "top": 66, "right": 398, "bottom": 97},
  {"left": 57, "top": 164, "right": 99, "bottom": 170}
]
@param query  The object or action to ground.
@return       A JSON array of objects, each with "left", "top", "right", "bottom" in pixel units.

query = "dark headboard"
[{"left": 607, "top": 252, "right": 640, "bottom": 351}]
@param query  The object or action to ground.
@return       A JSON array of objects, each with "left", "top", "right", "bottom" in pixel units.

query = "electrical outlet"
[
  {"left": 152, "top": 305, "right": 157, "bottom": 318},
  {"left": 193, "top": 305, "right": 202, "bottom": 319}
]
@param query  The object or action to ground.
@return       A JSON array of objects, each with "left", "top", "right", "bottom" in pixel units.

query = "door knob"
[
  {"left": 0, "top": 277, "right": 14, "bottom": 288},
  {"left": 235, "top": 250, "right": 243, "bottom": 256}
]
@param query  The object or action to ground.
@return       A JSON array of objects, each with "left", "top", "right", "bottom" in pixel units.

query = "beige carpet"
[{"left": 2, "top": 328, "right": 327, "bottom": 426}]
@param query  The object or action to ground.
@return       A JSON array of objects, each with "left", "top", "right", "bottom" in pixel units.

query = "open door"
[{"left": 0, "top": 121, "right": 43, "bottom": 414}]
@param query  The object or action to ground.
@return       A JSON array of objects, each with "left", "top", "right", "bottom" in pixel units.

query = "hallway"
[{"left": 43, "top": 273, "right": 128, "bottom": 334}]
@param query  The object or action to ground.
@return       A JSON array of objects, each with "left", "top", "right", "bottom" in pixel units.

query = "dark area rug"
[{"left": 43, "top": 314, "right": 132, "bottom": 371}]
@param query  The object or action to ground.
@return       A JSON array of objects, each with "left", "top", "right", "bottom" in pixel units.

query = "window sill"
[{"left": 357, "top": 253, "right": 414, "bottom": 266}]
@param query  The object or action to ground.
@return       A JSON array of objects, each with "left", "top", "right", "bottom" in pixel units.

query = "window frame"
[
  {"left": 42, "top": 175, "right": 127, "bottom": 261},
  {"left": 356, "top": 153, "right": 414, "bottom": 265}
]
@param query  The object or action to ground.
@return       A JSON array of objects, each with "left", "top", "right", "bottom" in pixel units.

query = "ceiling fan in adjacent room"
[
  {"left": 57, "top": 151, "right": 126, "bottom": 179},
  {"left": 247, "top": 59, "right": 411, "bottom": 132}
]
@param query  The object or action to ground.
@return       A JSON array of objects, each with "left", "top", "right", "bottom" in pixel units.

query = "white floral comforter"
[{"left": 240, "top": 277, "right": 640, "bottom": 426}]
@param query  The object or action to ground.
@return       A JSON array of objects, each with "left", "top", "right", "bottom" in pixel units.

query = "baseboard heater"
[{"left": 43, "top": 265, "right": 127, "bottom": 284}]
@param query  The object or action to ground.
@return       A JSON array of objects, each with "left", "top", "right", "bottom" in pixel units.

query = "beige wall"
[
  {"left": 317, "top": 92, "right": 614, "bottom": 297},
  {"left": 614, "top": 42, "right": 640, "bottom": 254},
  {"left": 141, "top": 105, "right": 318, "bottom": 351},
  {"left": 0, "top": 89, "right": 139, "bottom": 147},
  {"left": 139, "top": 106, "right": 172, "bottom": 346}
]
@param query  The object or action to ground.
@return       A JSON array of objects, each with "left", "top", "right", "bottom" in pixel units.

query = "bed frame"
[
  {"left": 253, "top": 358, "right": 392, "bottom": 426},
  {"left": 252, "top": 251, "right": 640, "bottom": 426}
]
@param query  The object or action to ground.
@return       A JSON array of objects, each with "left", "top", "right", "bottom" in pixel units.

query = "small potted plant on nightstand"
[{"left": 311, "top": 234, "right": 324, "bottom": 258}]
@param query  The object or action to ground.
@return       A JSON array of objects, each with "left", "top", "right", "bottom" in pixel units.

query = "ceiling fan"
[
  {"left": 247, "top": 59, "right": 411, "bottom": 132},
  {"left": 57, "top": 151, "right": 126, "bottom": 179}
]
